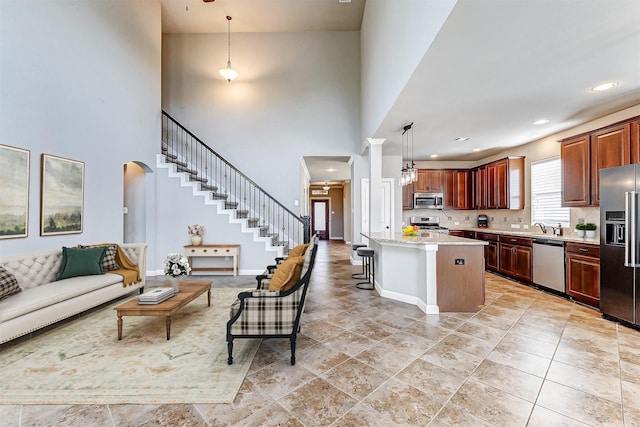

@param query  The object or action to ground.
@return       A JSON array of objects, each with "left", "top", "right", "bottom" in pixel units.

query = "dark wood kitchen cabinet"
[
  {"left": 561, "top": 135, "right": 591, "bottom": 207},
  {"left": 444, "top": 170, "right": 471, "bottom": 210},
  {"left": 415, "top": 169, "right": 443, "bottom": 193},
  {"left": 560, "top": 135, "right": 591, "bottom": 207},
  {"left": 565, "top": 242, "right": 600, "bottom": 308},
  {"left": 632, "top": 120, "right": 640, "bottom": 164},
  {"left": 590, "top": 123, "right": 631, "bottom": 205},
  {"left": 402, "top": 182, "right": 413, "bottom": 210},
  {"left": 473, "top": 166, "right": 488, "bottom": 210},
  {"left": 561, "top": 117, "right": 639, "bottom": 207},
  {"left": 498, "top": 235, "right": 532, "bottom": 283},
  {"left": 476, "top": 232, "right": 499, "bottom": 272},
  {"left": 485, "top": 157, "right": 524, "bottom": 210}
]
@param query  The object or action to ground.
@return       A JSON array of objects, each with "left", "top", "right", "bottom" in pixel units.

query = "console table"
[{"left": 184, "top": 244, "right": 240, "bottom": 276}]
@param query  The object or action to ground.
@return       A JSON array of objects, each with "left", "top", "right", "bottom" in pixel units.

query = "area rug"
[{"left": 0, "top": 288, "right": 259, "bottom": 404}]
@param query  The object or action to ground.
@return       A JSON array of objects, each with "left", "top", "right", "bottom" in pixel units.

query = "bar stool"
[
  {"left": 355, "top": 247, "right": 375, "bottom": 290},
  {"left": 351, "top": 243, "right": 367, "bottom": 279}
]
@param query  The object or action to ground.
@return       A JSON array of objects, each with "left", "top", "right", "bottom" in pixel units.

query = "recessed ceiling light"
[
  {"left": 325, "top": 168, "right": 336, "bottom": 172},
  {"left": 455, "top": 137, "right": 470, "bottom": 142},
  {"left": 533, "top": 119, "right": 549, "bottom": 125},
  {"left": 430, "top": 154, "right": 438, "bottom": 158},
  {"left": 591, "top": 82, "right": 618, "bottom": 92},
  {"left": 472, "top": 148, "right": 481, "bottom": 152}
]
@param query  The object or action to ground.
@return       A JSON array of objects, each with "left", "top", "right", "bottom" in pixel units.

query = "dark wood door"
[
  {"left": 311, "top": 199, "right": 330, "bottom": 240},
  {"left": 485, "top": 241, "right": 499, "bottom": 271},
  {"left": 454, "top": 170, "right": 472, "bottom": 209},
  {"left": 444, "top": 170, "right": 455, "bottom": 210},
  {"left": 632, "top": 120, "right": 640, "bottom": 164},
  {"left": 414, "top": 170, "right": 428, "bottom": 192},
  {"left": 561, "top": 135, "right": 591, "bottom": 207},
  {"left": 513, "top": 246, "right": 532, "bottom": 283},
  {"left": 473, "top": 166, "right": 487, "bottom": 210},
  {"left": 566, "top": 253, "right": 600, "bottom": 308},
  {"left": 495, "top": 159, "right": 509, "bottom": 209},
  {"left": 591, "top": 123, "right": 631, "bottom": 205},
  {"left": 424, "top": 170, "right": 443, "bottom": 192},
  {"left": 402, "top": 183, "right": 413, "bottom": 210},
  {"left": 486, "top": 162, "right": 498, "bottom": 209},
  {"left": 499, "top": 243, "right": 515, "bottom": 276}
]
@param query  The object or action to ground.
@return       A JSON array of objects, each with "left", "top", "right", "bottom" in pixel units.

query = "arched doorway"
[{"left": 123, "top": 161, "right": 152, "bottom": 243}]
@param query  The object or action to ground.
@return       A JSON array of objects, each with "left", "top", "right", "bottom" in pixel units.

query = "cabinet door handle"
[
  {"left": 579, "top": 248, "right": 588, "bottom": 252},
  {"left": 510, "top": 239, "right": 517, "bottom": 242},
  {"left": 203, "top": 249, "right": 207, "bottom": 253}
]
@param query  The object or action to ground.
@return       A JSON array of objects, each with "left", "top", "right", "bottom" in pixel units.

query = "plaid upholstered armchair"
[{"left": 226, "top": 238, "right": 318, "bottom": 365}]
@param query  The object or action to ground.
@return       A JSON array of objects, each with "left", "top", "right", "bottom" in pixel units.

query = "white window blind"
[{"left": 531, "top": 157, "right": 570, "bottom": 227}]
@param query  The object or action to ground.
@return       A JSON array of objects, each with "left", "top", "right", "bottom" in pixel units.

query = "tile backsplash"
[{"left": 403, "top": 207, "right": 600, "bottom": 237}]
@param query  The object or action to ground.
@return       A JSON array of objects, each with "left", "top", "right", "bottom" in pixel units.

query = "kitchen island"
[{"left": 361, "top": 231, "right": 487, "bottom": 314}]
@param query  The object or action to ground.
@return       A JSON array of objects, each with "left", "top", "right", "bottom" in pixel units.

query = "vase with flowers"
[
  {"left": 188, "top": 224, "right": 205, "bottom": 246},
  {"left": 164, "top": 253, "right": 191, "bottom": 292}
]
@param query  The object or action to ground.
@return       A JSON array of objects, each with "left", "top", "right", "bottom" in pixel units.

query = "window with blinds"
[{"left": 531, "top": 157, "right": 570, "bottom": 227}]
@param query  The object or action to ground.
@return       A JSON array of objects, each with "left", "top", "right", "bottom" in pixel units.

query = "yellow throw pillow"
[
  {"left": 288, "top": 243, "right": 309, "bottom": 258},
  {"left": 269, "top": 256, "right": 305, "bottom": 291}
]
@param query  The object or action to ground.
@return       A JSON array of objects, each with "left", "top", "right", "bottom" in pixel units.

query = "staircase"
[{"left": 160, "top": 110, "right": 310, "bottom": 255}]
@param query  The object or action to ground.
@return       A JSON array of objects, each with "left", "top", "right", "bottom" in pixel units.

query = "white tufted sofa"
[{"left": 0, "top": 243, "right": 147, "bottom": 344}]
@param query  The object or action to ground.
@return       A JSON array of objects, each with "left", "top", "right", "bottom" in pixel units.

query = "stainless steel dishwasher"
[{"left": 532, "top": 238, "right": 565, "bottom": 293}]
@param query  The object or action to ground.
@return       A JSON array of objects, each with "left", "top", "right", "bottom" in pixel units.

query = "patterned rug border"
[{"left": 0, "top": 288, "right": 259, "bottom": 405}]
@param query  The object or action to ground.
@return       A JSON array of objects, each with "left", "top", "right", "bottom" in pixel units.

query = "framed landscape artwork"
[
  {"left": 40, "top": 154, "right": 84, "bottom": 236},
  {"left": 0, "top": 144, "right": 30, "bottom": 239}
]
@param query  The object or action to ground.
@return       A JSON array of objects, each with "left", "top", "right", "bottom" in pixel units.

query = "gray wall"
[
  {"left": 161, "top": 31, "right": 362, "bottom": 213},
  {"left": 0, "top": 0, "right": 161, "bottom": 257}
]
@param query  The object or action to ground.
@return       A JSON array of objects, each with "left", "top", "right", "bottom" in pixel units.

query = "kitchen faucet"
[{"left": 534, "top": 223, "right": 547, "bottom": 234}]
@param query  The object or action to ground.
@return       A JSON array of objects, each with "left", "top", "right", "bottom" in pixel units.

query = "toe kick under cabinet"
[{"left": 184, "top": 244, "right": 240, "bottom": 276}]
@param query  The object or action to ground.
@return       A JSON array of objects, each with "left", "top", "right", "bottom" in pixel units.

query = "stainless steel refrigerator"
[{"left": 600, "top": 164, "right": 640, "bottom": 325}]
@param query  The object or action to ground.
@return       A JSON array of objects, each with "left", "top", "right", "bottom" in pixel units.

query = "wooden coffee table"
[{"left": 114, "top": 280, "right": 211, "bottom": 340}]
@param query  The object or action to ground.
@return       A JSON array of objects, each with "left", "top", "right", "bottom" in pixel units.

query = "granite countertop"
[
  {"left": 362, "top": 231, "right": 487, "bottom": 246},
  {"left": 450, "top": 227, "right": 600, "bottom": 245}
]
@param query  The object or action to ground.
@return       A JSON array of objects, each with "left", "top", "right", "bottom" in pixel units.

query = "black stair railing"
[{"left": 161, "top": 110, "right": 308, "bottom": 249}]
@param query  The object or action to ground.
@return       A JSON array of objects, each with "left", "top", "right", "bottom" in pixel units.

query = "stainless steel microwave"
[{"left": 413, "top": 192, "right": 444, "bottom": 210}]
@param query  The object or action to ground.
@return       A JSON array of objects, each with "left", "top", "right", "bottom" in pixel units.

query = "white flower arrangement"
[
  {"left": 188, "top": 224, "right": 205, "bottom": 236},
  {"left": 163, "top": 253, "right": 191, "bottom": 277}
]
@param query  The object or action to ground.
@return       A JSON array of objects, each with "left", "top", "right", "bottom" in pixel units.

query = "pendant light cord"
[{"left": 226, "top": 16, "right": 232, "bottom": 65}]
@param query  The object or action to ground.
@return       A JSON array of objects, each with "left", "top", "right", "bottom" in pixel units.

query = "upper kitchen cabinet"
[
  {"left": 591, "top": 123, "right": 631, "bottom": 205},
  {"left": 561, "top": 117, "right": 638, "bottom": 207},
  {"left": 402, "top": 183, "right": 413, "bottom": 210},
  {"left": 473, "top": 166, "right": 488, "bottom": 210},
  {"left": 561, "top": 135, "right": 591, "bottom": 207},
  {"left": 632, "top": 120, "right": 640, "bottom": 164},
  {"left": 415, "top": 169, "right": 443, "bottom": 193},
  {"left": 444, "top": 170, "right": 472, "bottom": 210},
  {"left": 485, "top": 157, "right": 525, "bottom": 210}
]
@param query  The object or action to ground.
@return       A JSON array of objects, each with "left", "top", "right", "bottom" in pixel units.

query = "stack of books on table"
[{"left": 138, "top": 287, "right": 175, "bottom": 305}]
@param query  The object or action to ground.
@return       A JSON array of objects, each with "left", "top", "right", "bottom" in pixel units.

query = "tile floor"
[{"left": 2, "top": 240, "right": 640, "bottom": 426}]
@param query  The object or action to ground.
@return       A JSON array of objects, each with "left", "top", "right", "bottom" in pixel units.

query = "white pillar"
[{"left": 367, "top": 138, "right": 385, "bottom": 233}]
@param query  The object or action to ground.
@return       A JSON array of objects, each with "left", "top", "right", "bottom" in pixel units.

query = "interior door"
[
  {"left": 311, "top": 199, "right": 329, "bottom": 240},
  {"left": 361, "top": 178, "right": 394, "bottom": 232}
]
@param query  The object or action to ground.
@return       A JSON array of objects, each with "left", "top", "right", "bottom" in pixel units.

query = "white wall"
[
  {"left": 0, "top": 0, "right": 161, "bottom": 256},
  {"left": 161, "top": 31, "right": 361, "bottom": 213},
  {"left": 360, "top": 0, "right": 456, "bottom": 139}
]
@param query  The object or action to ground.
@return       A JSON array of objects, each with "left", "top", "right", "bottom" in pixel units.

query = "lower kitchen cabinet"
[
  {"left": 565, "top": 242, "right": 600, "bottom": 308},
  {"left": 476, "top": 232, "right": 499, "bottom": 272},
  {"left": 498, "top": 235, "right": 532, "bottom": 283}
]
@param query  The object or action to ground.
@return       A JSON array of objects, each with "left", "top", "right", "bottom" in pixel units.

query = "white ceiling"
[{"left": 161, "top": 0, "right": 640, "bottom": 182}]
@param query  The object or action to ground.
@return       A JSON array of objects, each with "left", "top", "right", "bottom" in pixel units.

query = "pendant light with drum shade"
[{"left": 219, "top": 16, "right": 238, "bottom": 82}]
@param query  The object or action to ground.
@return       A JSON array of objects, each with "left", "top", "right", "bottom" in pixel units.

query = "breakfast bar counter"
[{"left": 361, "top": 231, "right": 487, "bottom": 314}]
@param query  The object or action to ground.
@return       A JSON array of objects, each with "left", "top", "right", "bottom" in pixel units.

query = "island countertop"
[{"left": 362, "top": 231, "right": 487, "bottom": 246}]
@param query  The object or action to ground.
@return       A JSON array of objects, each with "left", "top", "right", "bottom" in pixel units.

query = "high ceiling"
[{"left": 161, "top": 0, "right": 640, "bottom": 183}]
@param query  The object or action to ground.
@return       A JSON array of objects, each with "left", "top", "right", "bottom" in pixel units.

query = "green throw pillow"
[{"left": 57, "top": 246, "right": 107, "bottom": 280}]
